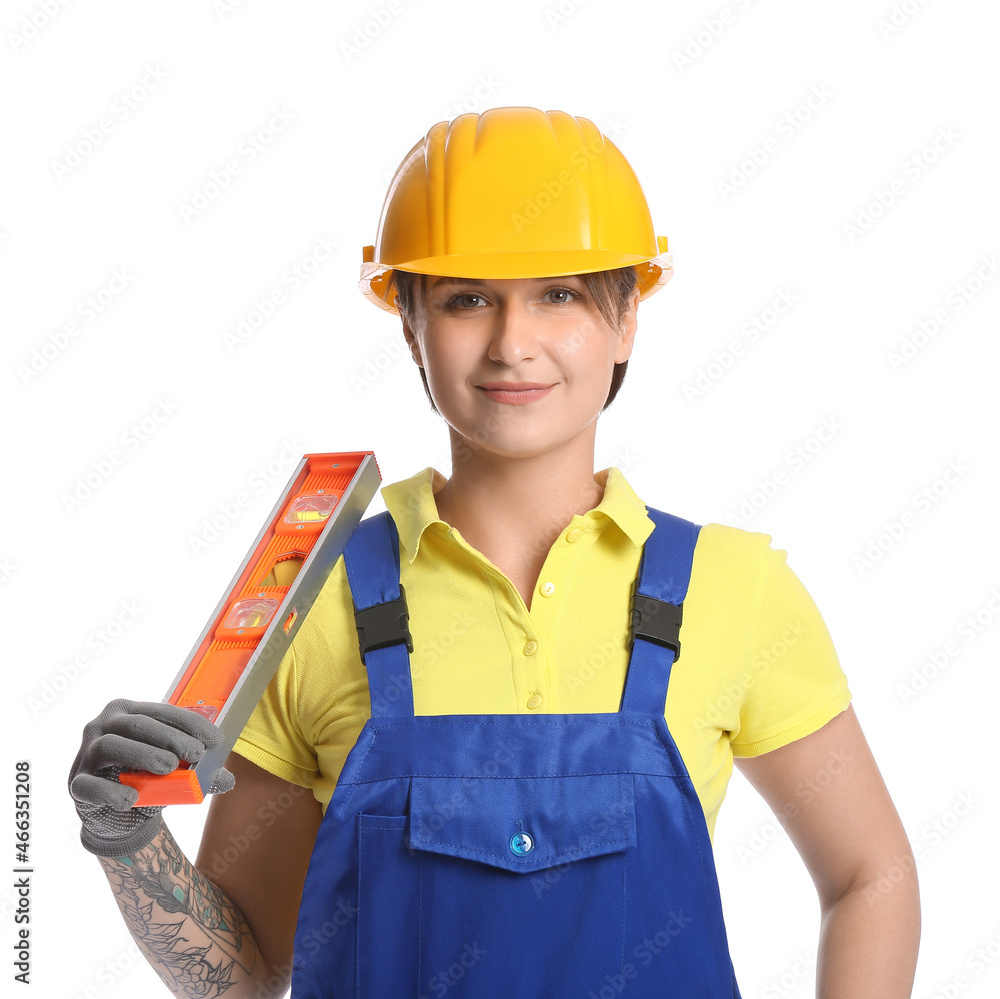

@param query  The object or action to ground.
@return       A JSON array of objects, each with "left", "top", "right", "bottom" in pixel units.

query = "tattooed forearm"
[{"left": 98, "top": 820, "right": 262, "bottom": 998}]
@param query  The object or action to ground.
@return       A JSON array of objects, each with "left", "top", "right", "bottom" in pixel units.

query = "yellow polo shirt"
[{"left": 233, "top": 465, "right": 851, "bottom": 843}]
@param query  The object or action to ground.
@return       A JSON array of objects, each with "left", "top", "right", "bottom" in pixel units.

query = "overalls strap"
[
  {"left": 342, "top": 510, "right": 415, "bottom": 718},
  {"left": 342, "top": 507, "right": 701, "bottom": 720},
  {"left": 619, "top": 507, "right": 701, "bottom": 716}
]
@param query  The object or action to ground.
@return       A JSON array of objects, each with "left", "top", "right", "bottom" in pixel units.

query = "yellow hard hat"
[{"left": 360, "top": 106, "right": 673, "bottom": 315}]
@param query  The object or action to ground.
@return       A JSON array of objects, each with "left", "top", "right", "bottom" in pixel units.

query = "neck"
[{"left": 433, "top": 424, "right": 605, "bottom": 553}]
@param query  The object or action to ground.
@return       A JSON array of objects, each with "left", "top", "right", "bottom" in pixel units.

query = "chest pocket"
[{"left": 408, "top": 771, "right": 636, "bottom": 873}]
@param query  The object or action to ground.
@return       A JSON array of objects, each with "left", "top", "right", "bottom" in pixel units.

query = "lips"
[
  {"left": 478, "top": 382, "right": 553, "bottom": 391},
  {"left": 477, "top": 382, "right": 555, "bottom": 405}
]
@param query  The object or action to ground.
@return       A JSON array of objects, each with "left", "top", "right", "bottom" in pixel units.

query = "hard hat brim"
[{"left": 360, "top": 251, "right": 674, "bottom": 316}]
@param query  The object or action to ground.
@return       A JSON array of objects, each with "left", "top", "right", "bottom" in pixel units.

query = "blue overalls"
[{"left": 292, "top": 507, "right": 743, "bottom": 998}]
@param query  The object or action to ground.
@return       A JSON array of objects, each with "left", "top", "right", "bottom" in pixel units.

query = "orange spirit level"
[{"left": 120, "top": 451, "right": 381, "bottom": 806}]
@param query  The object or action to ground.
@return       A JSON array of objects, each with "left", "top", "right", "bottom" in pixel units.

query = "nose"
[{"left": 487, "top": 298, "right": 543, "bottom": 366}]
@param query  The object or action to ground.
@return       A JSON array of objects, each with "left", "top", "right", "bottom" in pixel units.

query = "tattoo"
[{"left": 101, "top": 825, "right": 258, "bottom": 997}]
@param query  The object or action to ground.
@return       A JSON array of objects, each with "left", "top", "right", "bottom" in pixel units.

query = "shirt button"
[
  {"left": 526, "top": 694, "right": 542, "bottom": 709},
  {"left": 539, "top": 581, "right": 556, "bottom": 598},
  {"left": 566, "top": 528, "right": 583, "bottom": 543},
  {"left": 523, "top": 640, "right": 538, "bottom": 656}
]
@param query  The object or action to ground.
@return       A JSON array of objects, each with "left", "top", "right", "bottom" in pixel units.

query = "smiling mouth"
[
  {"left": 478, "top": 382, "right": 554, "bottom": 391},
  {"left": 477, "top": 383, "right": 555, "bottom": 405}
]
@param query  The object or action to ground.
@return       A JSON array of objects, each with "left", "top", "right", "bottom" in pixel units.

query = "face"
[{"left": 400, "top": 274, "right": 639, "bottom": 461}]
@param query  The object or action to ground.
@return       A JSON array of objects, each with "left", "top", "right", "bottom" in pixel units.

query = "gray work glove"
[{"left": 68, "top": 698, "right": 236, "bottom": 858}]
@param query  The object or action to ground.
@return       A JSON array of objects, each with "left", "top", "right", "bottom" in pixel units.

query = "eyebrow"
[{"left": 428, "top": 275, "right": 580, "bottom": 289}]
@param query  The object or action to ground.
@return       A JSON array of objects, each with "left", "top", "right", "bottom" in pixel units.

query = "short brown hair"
[{"left": 385, "top": 266, "right": 639, "bottom": 413}]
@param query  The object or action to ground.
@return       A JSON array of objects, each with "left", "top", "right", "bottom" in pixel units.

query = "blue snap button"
[{"left": 509, "top": 832, "right": 534, "bottom": 856}]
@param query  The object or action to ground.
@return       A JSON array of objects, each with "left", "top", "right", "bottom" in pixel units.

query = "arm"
[
  {"left": 733, "top": 704, "right": 920, "bottom": 997},
  {"left": 194, "top": 751, "right": 323, "bottom": 990},
  {"left": 98, "top": 819, "right": 265, "bottom": 998},
  {"left": 98, "top": 752, "right": 322, "bottom": 999}
]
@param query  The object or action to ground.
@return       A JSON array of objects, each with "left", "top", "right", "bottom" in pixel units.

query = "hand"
[{"left": 68, "top": 698, "right": 235, "bottom": 857}]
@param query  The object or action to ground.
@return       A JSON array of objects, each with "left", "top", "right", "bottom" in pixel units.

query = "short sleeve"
[
  {"left": 729, "top": 538, "right": 852, "bottom": 757},
  {"left": 232, "top": 642, "right": 319, "bottom": 788}
]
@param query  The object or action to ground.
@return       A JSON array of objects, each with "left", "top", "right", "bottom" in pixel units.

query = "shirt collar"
[{"left": 380, "top": 465, "right": 655, "bottom": 565}]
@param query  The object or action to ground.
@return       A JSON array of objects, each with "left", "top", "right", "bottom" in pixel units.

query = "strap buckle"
[
  {"left": 628, "top": 580, "right": 683, "bottom": 660},
  {"left": 353, "top": 583, "right": 414, "bottom": 655}
]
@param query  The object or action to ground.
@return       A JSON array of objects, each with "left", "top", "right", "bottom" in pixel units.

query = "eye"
[
  {"left": 543, "top": 287, "right": 581, "bottom": 305},
  {"left": 443, "top": 286, "right": 582, "bottom": 309},
  {"left": 445, "top": 292, "right": 489, "bottom": 309}
]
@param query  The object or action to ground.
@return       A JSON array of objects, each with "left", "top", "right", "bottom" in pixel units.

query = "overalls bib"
[{"left": 292, "top": 507, "right": 743, "bottom": 998}]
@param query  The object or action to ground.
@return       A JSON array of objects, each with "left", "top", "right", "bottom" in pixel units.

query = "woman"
[{"left": 70, "top": 107, "right": 920, "bottom": 998}]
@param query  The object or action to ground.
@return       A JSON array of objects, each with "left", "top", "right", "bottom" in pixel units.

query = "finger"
[
  {"left": 123, "top": 701, "right": 223, "bottom": 747},
  {"left": 86, "top": 732, "right": 180, "bottom": 775},
  {"left": 103, "top": 714, "right": 210, "bottom": 768},
  {"left": 70, "top": 771, "right": 139, "bottom": 811}
]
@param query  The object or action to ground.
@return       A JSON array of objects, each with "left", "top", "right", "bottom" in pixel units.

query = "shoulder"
[
  {"left": 688, "top": 520, "right": 781, "bottom": 587},
  {"left": 673, "top": 521, "right": 775, "bottom": 633},
  {"left": 681, "top": 520, "right": 818, "bottom": 641}
]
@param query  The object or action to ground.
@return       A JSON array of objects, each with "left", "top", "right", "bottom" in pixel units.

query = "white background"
[{"left": 3, "top": 0, "right": 999, "bottom": 996}]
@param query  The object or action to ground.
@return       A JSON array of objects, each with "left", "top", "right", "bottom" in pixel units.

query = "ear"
[
  {"left": 400, "top": 312, "right": 424, "bottom": 368},
  {"left": 614, "top": 286, "right": 641, "bottom": 364}
]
